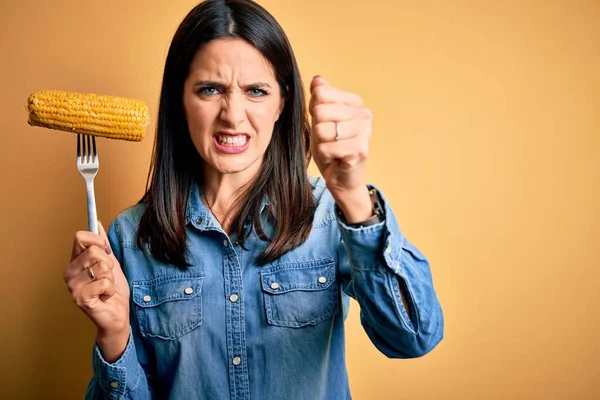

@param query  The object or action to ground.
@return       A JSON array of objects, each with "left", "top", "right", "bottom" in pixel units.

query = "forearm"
[
  {"left": 337, "top": 187, "right": 444, "bottom": 357},
  {"left": 86, "top": 328, "right": 152, "bottom": 399}
]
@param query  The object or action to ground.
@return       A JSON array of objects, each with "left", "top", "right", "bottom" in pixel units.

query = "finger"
[
  {"left": 314, "top": 135, "right": 369, "bottom": 165},
  {"left": 66, "top": 260, "right": 115, "bottom": 293},
  {"left": 97, "top": 221, "right": 116, "bottom": 261},
  {"left": 310, "top": 103, "right": 371, "bottom": 124},
  {"left": 71, "top": 228, "right": 110, "bottom": 261},
  {"left": 309, "top": 84, "right": 363, "bottom": 110},
  {"left": 73, "top": 277, "right": 116, "bottom": 310},
  {"left": 312, "top": 120, "right": 368, "bottom": 144},
  {"left": 310, "top": 75, "right": 328, "bottom": 94},
  {"left": 98, "top": 221, "right": 127, "bottom": 285},
  {"left": 64, "top": 245, "right": 114, "bottom": 282}
]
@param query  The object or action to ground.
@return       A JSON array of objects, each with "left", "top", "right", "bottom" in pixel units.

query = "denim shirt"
[{"left": 86, "top": 177, "right": 444, "bottom": 400}]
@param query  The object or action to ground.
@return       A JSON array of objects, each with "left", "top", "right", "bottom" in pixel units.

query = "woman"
[{"left": 64, "top": 0, "right": 444, "bottom": 399}]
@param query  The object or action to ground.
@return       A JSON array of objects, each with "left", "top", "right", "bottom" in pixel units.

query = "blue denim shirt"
[{"left": 86, "top": 177, "right": 443, "bottom": 400}]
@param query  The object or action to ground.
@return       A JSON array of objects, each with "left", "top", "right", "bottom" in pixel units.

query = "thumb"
[{"left": 310, "top": 75, "right": 327, "bottom": 93}]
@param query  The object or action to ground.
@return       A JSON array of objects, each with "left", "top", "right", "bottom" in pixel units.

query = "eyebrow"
[{"left": 193, "top": 80, "right": 273, "bottom": 89}]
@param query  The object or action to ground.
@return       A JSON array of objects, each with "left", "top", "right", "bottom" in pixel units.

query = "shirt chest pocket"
[
  {"left": 260, "top": 259, "right": 339, "bottom": 328},
  {"left": 132, "top": 274, "right": 204, "bottom": 340}
]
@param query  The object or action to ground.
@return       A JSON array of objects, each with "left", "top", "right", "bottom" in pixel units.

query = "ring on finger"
[
  {"left": 86, "top": 265, "right": 96, "bottom": 282},
  {"left": 335, "top": 122, "right": 342, "bottom": 141}
]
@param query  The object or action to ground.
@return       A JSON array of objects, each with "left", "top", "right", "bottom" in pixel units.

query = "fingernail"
[{"left": 105, "top": 245, "right": 112, "bottom": 255}]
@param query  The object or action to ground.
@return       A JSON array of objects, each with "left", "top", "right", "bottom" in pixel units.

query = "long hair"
[{"left": 137, "top": 0, "right": 315, "bottom": 267}]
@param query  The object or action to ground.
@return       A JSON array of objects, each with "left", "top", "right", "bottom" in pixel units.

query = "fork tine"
[
  {"left": 77, "top": 133, "right": 81, "bottom": 160},
  {"left": 86, "top": 135, "right": 91, "bottom": 163},
  {"left": 92, "top": 136, "right": 97, "bottom": 162}
]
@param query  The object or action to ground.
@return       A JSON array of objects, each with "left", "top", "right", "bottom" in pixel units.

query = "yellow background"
[{"left": 1, "top": 0, "right": 598, "bottom": 398}]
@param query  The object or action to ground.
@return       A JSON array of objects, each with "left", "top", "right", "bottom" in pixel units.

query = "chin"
[{"left": 211, "top": 157, "right": 257, "bottom": 175}]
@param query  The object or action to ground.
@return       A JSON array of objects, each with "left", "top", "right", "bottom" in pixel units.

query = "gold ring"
[
  {"left": 335, "top": 122, "right": 342, "bottom": 141},
  {"left": 87, "top": 266, "right": 96, "bottom": 282}
]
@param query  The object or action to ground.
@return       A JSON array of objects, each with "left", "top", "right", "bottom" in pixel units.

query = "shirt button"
[
  {"left": 223, "top": 239, "right": 229, "bottom": 247},
  {"left": 109, "top": 381, "right": 120, "bottom": 389},
  {"left": 195, "top": 218, "right": 203, "bottom": 225},
  {"left": 232, "top": 356, "right": 242, "bottom": 366},
  {"left": 318, "top": 276, "right": 327, "bottom": 284},
  {"left": 233, "top": 240, "right": 240, "bottom": 246},
  {"left": 270, "top": 282, "right": 280, "bottom": 290},
  {"left": 184, "top": 287, "right": 194, "bottom": 295},
  {"left": 142, "top": 295, "right": 151, "bottom": 302},
  {"left": 229, "top": 293, "right": 239, "bottom": 303}
]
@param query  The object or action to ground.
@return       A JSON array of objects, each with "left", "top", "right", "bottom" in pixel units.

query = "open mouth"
[{"left": 215, "top": 134, "right": 248, "bottom": 146}]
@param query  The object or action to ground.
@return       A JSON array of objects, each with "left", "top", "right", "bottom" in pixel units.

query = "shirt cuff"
[
  {"left": 92, "top": 329, "right": 142, "bottom": 398},
  {"left": 336, "top": 187, "right": 405, "bottom": 274}
]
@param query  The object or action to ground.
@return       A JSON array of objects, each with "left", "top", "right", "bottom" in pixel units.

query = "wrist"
[
  {"left": 333, "top": 186, "right": 373, "bottom": 224},
  {"left": 96, "top": 327, "right": 130, "bottom": 363}
]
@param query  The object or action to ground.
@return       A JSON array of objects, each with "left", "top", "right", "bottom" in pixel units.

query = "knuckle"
[
  {"left": 67, "top": 279, "right": 77, "bottom": 294},
  {"left": 96, "top": 260, "right": 110, "bottom": 274},
  {"left": 73, "top": 293, "right": 85, "bottom": 309},
  {"left": 74, "top": 231, "right": 86, "bottom": 243},
  {"left": 88, "top": 245, "right": 107, "bottom": 261},
  {"left": 313, "top": 85, "right": 326, "bottom": 100},
  {"left": 101, "top": 278, "right": 113, "bottom": 291}
]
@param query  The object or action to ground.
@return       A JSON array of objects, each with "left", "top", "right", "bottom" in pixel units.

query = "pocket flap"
[
  {"left": 261, "top": 259, "right": 335, "bottom": 294},
  {"left": 132, "top": 274, "right": 204, "bottom": 308}
]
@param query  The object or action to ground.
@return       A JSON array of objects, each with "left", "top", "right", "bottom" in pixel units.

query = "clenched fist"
[
  {"left": 63, "top": 221, "right": 130, "bottom": 362},
  {"left": 309, "top": 75, "right": 374, "bottom": 223}
]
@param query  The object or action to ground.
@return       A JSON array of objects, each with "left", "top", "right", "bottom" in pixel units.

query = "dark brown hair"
[{"left": 136, "top": 0, "right": 315, "bottom": 267}]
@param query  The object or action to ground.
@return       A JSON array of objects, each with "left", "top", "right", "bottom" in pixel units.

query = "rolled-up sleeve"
[{"left": 337, "top": 186, "right": 444, "bottom": 358}]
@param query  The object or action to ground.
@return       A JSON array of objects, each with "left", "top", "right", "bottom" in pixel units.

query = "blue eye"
[
  {"left": 198, "top": 87, "right": 218, "bottom": 96},
  {"left": 248, "top": 88, "right": 268, "bottom": 97}
]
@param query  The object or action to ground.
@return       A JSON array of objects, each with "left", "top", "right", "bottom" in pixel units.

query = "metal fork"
[{"left": 76, "top": 134, "right": 99, "bottom": 234}]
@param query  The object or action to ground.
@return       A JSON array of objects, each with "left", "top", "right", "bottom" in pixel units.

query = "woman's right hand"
[{"left": 63, "top": 221, "right": 131, "bottom": 362}]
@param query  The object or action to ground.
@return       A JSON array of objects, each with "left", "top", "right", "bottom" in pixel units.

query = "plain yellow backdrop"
[{"left": 1, "top": 0, "right": 598, "bottom": 399}]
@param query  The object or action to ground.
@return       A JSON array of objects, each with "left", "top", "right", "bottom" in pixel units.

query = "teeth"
[{"left": 217, "top": 135, "right": 247, "bottom": 146}]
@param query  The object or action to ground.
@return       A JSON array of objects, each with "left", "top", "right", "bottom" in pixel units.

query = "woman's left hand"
[{"left": 309, "top": 75, "right": 374, "bottom": 222}]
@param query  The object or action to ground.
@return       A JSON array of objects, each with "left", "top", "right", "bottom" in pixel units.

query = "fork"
[{"left": 76, "top": 134, "right": 99, "bottom": 234}]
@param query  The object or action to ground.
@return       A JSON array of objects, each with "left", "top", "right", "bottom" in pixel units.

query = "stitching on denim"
[
  {"left": 261, "top": 258, "right": 335, "bottom": 274},
  {"left": 261, "top": 261, "right": 336, "bottom": 293},
  {"left": 264, "top": 286, "right": 339, "bottom": 328},
  {"left": 122, "top": 240, "right": 139, "bottom": 250},
  {"left": 388, "top": 272, "right": 417, "bottom": 334},
  {"left": 130, "top": 360, "right": 141, "bottom": 392},
  {"left": 133, "top": 276, "right": 204, "bottom": 340},
  {"left": 400, "top": 256, "right": 422, "bottom": 334},
  {"left": 142, "top": 318, "right": 203, "bottom": 340},
  {"left": 313, "top": 213, "right": 336, "bottom": 229},
  {"left": 267, "top": 306, "right": 337, "bottom": 328},
  {"left": 132, "top": 276, "right": 203, "bottom": 307},
  {"left": 130, "top": 273, "right": 204, "bottom": 286}
]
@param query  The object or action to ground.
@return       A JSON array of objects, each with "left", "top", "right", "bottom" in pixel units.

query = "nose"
[{"left": 219, "top": 92, "right": 245, "bottom": 127}]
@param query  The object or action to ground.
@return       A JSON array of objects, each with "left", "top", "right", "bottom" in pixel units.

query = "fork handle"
[{"left": 86, "top": 181, "right": 98, "bottom": 234}]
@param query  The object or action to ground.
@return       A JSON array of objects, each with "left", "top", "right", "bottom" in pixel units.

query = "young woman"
[{"left": 64, "top": 1, "right": 444, "bottom": 398}]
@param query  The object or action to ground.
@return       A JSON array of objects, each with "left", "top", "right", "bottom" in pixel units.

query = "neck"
[{"left": 201, "top": 163, "right": 260, "bottom": 224}]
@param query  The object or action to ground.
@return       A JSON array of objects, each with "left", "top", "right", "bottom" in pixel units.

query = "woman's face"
[{"left": 183, "top": 38, "right": 284, "bottom": 179}]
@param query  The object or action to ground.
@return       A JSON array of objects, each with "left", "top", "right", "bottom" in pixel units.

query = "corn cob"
[{"left": 27, "top": 90, "right": 150, "bottom": 142}]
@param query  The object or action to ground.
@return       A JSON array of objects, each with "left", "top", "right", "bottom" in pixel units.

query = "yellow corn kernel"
[{"left": 26, "top": 90, "right": 150, "bottom": 142}]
